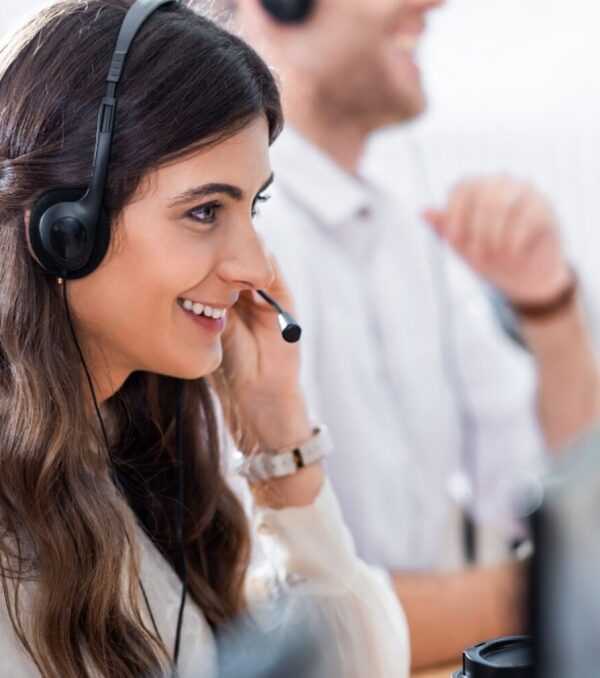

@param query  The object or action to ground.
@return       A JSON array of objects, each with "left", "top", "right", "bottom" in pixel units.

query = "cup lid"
[{"left": 452, "top": 635, "right": 534, "bottom": 677}]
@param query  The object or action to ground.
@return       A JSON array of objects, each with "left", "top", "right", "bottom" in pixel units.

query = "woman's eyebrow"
[
  {"left": 169, "top": 173, "right": 274, "bottom": 208},
  {"left": 168, "top": 183, "right": 243, "bottom": 207}
]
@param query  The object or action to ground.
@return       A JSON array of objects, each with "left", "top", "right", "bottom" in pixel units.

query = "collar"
[{"left": 269, "top": 126, "right": 376, "bottom": 229}]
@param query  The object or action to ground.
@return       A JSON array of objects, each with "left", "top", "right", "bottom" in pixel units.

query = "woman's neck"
[{"left": 82, "top": 341, "right": 130, "bottom": 405}]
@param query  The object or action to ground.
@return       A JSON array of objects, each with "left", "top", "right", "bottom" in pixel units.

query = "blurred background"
[
  {"left": 3, "top": 0, "right": 600, "bottom": 340},
  {"left": 364, "top": 0, "right": 600, "bottom": 343}
]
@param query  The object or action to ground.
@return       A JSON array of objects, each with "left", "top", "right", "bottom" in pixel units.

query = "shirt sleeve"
[{"left": 248, "top": 477, "right": 410, "bottom": 678}]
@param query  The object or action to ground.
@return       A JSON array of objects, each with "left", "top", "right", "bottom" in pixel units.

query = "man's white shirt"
[{"left": 257, "top": 126, "right": 546, "bottom": 571}]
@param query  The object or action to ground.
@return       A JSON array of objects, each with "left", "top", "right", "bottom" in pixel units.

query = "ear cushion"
[
  {"left": 28, "top": 187, "right": 111, "bottom": 279},
  {"left": 260, "top": 0, "right": 314, "bottom": 23}
]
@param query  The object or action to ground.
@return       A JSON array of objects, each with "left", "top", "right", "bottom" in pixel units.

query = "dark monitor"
[{"left": 530, "top": 426, "right": 600, "bottom": 678}]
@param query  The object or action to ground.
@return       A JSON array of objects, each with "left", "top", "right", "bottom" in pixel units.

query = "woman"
[{"left": 0, "top": 0, "right": 408, "bottom": 676}]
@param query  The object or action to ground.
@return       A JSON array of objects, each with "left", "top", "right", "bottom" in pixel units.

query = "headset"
[
  {"left": 28, "top": 0, "right": 301, "bottom": 338},
  {"left": 260, "top": 0, "right": 314, "bottom": 24},
  {"left": 29, "top": 0, "right": 179, "bottom": 280}
]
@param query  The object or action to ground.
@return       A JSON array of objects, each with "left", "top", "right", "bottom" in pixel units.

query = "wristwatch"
[{"left": 239, "top": 424, "right": 332, "bottom": 483}]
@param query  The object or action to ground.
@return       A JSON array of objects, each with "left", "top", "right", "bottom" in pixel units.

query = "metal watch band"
[{"left": 239, "top": 424, "right": 332, "bottom": 483}]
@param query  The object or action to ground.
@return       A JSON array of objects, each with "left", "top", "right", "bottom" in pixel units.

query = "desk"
[{"left": 412, "top": 664, "right": 460, "bottom": 678}]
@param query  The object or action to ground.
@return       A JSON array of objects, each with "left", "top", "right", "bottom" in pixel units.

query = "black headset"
[
  {"left": 28, "top": 0, "right": 313, "bottom": 280},
  {"left": 27, "top": 0, "right": 303, "bottom": 341},
  {"left": 260, "top": 0, "right": 314, "bottom": 23},
  {"left": 28, "top": 0, "right": 179, "bottom": 280}
]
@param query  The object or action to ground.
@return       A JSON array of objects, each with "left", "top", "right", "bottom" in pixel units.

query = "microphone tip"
[{"left": 282, "top": 323, "right": 302, "bottom": 343}]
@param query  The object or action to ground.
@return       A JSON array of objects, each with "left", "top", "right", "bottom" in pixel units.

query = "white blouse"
[{"left": 0, "top": 477, "right": 409, "bottom": 677}]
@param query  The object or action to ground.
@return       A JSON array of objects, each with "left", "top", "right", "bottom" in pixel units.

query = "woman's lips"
[{"left": 180, "top": 306, "right": 226, "bottom": 333}]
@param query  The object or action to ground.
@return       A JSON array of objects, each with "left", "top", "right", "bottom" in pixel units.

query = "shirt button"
[
  {"left": 285, "top": 573, "right": 306, "bottom": 587},
  {"left": 257, "top": 521, "right": 274, "bottom": 535}
]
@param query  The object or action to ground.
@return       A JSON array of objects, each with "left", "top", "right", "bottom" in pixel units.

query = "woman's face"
[{"left": 68, "top": 117, "right": 275, "bottom": 393}]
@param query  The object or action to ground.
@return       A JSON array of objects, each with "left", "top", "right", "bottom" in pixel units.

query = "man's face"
[{"left": 276, "top": 0, "right": 444, "bottom": 129}]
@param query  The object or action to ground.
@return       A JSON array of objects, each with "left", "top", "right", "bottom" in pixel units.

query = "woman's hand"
[
  {"left": 424, "top": 176, "right": 572, "bottom": 305},
  {"left": 220, "top": 255, "right": 312, "bottom": 453}
]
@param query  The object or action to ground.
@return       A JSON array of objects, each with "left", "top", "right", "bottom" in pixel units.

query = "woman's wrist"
[
  {"left": 242, "top": 395, "right": 326, "bottom": 508},
  {"left": 242, "top": 393, "right": 312, "bottom": 452},
  {"left": 251, "top": 462, "right": 325, "bottom": 509}
]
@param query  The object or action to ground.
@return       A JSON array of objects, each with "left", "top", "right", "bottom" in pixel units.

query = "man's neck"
[{"left": 282, "top": 87, "right": 369, "bottom": 175}]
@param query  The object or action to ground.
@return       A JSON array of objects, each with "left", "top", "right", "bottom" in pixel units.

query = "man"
[{"left": 223, "top": 0, "right": 600, "bottom": 668}]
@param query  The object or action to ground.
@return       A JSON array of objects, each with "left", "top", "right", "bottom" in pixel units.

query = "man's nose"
[{"left": 409, "top": 0, "right": 445, "bottom": 10}]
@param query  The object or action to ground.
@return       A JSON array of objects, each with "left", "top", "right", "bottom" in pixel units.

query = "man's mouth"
[{"left": 391, "top": 33, "right": 421, "bottom": 56}]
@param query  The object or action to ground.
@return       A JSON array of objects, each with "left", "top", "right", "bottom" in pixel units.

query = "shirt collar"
[{"left": 270, "top": 126, "right": 375, "bottom": 228}]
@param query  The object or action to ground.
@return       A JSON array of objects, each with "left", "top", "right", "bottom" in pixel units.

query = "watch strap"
[{"left": 239, "top": 424, "right": 332, "bottom": 483}]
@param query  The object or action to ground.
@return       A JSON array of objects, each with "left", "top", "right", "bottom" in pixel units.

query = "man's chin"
[
  {"left": 376, "top": 97, "right": 428, "bottom": 130},
  {"left": 399, "top": 87, "right": 428, "bottom": 121}
]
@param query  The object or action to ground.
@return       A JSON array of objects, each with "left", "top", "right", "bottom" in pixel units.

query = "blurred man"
[{"left": 222, "top": 0, "right": 600, "bottom": 668}]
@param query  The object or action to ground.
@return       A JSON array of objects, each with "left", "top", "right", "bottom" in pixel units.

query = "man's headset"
[{"left": 260, "top": 0, "right": 314, "bottom": 23}]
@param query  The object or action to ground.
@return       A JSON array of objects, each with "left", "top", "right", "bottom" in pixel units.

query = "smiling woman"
[
  {"left": 71, "top": 118, "right": 276, "bottom": 390},
  {"left": 0, "top": 1, "right": 408, "bottom": 677},
  {"left": 0, "top": 1, "right": 281, "bottom": 673}
]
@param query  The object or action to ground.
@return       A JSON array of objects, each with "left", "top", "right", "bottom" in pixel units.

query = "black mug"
[{"left": 452, "top": 636, "right": 534, "bottom": 677}]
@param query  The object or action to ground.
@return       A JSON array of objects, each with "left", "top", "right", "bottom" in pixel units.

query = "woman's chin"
[{"left": 166, "top": 349, "right": 223, "bottom": 381}]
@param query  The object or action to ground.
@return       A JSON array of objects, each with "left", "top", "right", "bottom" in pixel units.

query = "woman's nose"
[{"left": 217, "top": 226, "right": 275, "bottom": 291}]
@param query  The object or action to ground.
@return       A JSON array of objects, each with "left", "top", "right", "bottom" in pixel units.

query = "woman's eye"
[
  {"left": 251, "top": 193, "right": 271, "bottom": 218},
  {"left": 187, "top": 201, "right": 222, "bottom": 225}
]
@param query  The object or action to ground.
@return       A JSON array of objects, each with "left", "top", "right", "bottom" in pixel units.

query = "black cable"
[
  {"left": 172, "top": 378, "right": 187, "bottom": 668},
  {"left": 256, "top": 289, "right": 302, "bottom": 343},
  {"left": 61, "top": 280, "right": 165, "bottom": 646}
]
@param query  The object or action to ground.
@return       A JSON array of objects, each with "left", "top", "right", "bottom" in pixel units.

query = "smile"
[{"left": 177, "top": 298, "right": 227, "bottom": 320}]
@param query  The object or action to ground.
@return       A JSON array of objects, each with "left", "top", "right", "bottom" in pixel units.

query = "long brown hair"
[{"left": 0, "top": 1, "right": 283, "bottom": 675}]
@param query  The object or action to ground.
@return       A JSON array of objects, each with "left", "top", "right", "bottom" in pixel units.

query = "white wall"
[{"left": 1, "top": 0, "right": 48, "bottom": 36}]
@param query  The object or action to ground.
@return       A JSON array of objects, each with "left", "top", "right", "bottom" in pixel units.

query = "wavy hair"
[{"left": 0, "top": 1, "right": 282, "bottom": 675}]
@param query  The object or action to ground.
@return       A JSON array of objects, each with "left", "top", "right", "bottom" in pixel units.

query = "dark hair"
[{"left": 0, "top": 1, "right": 283, "bottom": 676}]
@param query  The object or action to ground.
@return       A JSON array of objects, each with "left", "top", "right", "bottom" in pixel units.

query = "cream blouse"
[{"left": 0, "top": 477, "right": 410, "bottom": 677}]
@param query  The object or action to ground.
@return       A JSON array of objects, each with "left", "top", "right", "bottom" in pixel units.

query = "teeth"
[{"left": 180, "top": 299, "right": 226, "bottom": 319}]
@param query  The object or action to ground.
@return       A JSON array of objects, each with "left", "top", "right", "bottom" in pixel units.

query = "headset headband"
[
  {"left": 29, "top": 0, "right": 180, "bottom": 279},
  {"left": 86, "top": 0, "right": 180, "bottom": 218}
]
